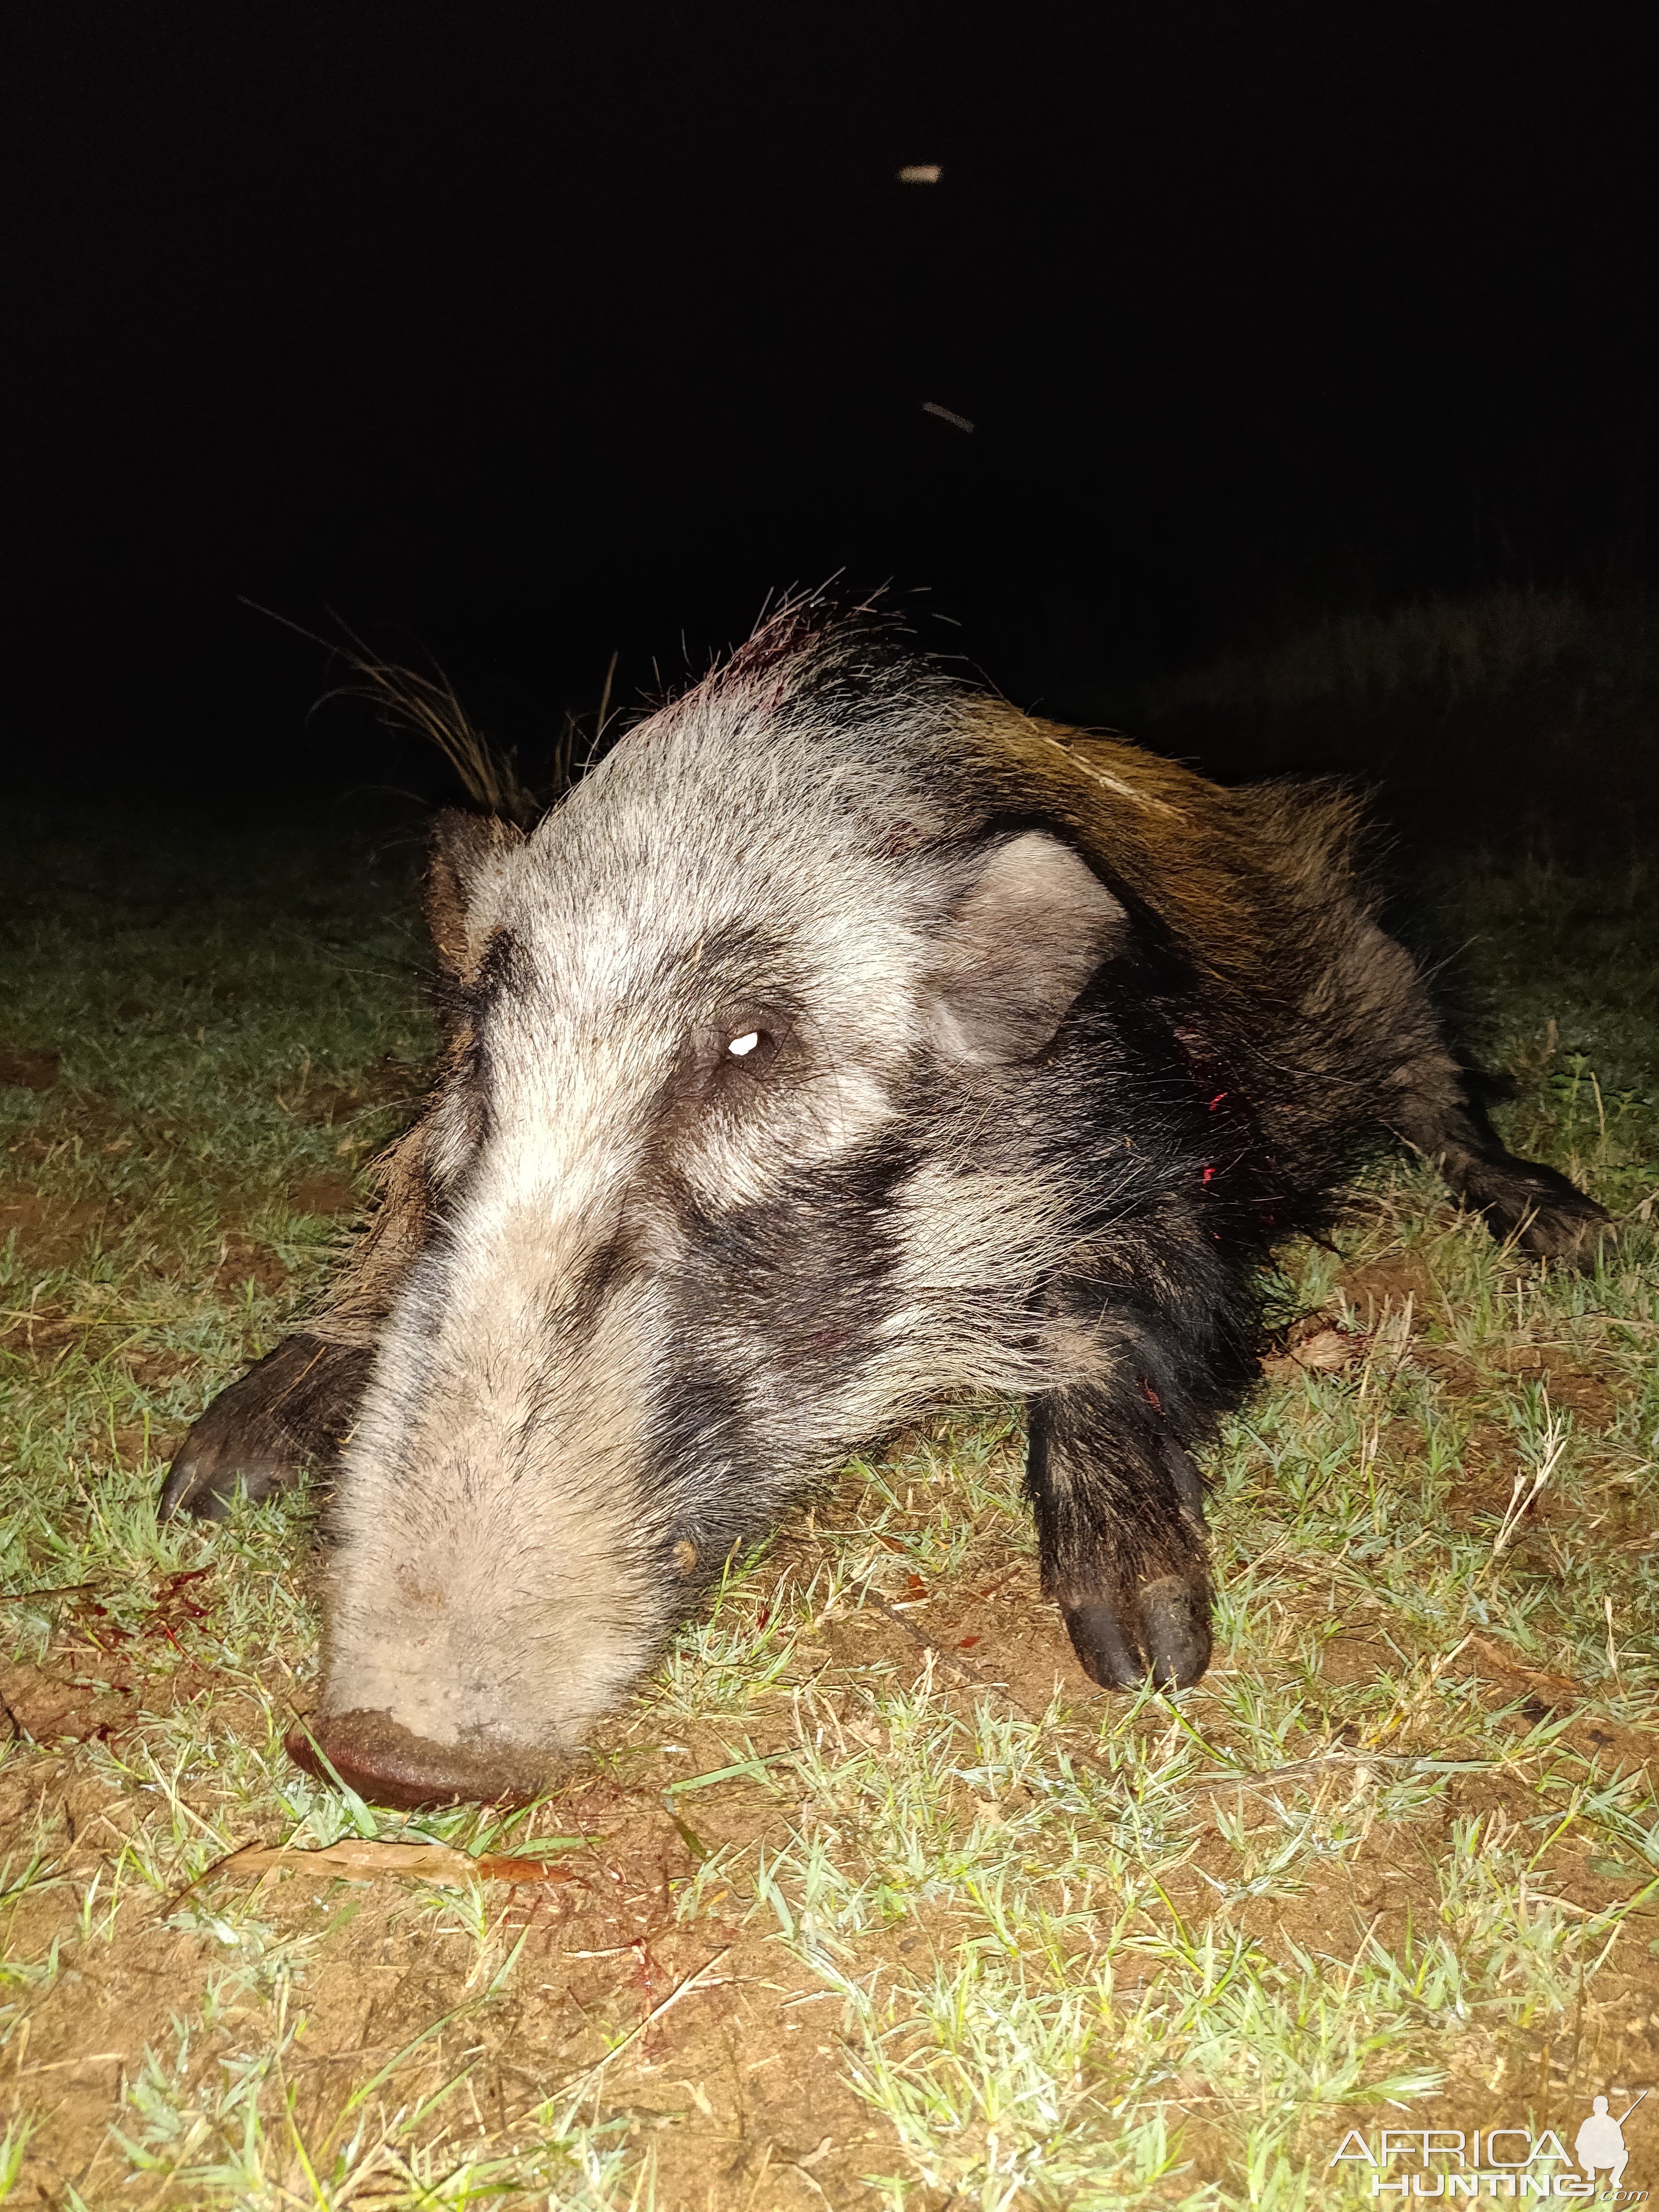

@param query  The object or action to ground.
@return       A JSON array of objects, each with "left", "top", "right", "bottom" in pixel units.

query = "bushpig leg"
[
  {"left": 1028, "top": 1381, "right": 1214, "bottom": 1692},
  {"left": 1419, "top": 1090, "right": 1612, "bottom": 1265},
  {"left": 159, "top": 1336, "right": 371, "bottom": 1520},
  {"left": 161, "top": 1112, "right": 434, "bottom": 1520},
  {"left": 1338, "top": 915, "right": 1612, "bottom": 1266}
]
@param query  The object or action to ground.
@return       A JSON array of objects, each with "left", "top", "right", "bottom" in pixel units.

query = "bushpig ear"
[
  {"left": 927, "top": 830, "right": 1126, "bottom": 1065},
  {"left": 424, "top": 810, "right": 526, "bottom": 979}
]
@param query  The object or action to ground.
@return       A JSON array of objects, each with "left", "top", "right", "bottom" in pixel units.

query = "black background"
[{"left": 4, "top": 0, "right": 1654, "bottom": 800}]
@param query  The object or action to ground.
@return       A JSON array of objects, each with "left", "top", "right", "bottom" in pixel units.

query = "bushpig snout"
[{"left": 287, "top": 1709, "right": 559, "bottom": 1809}]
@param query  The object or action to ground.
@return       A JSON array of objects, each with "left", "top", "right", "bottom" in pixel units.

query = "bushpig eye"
[
  {"left": 717, "top": 1019, "right": 786, "bottom": 1072},
  {"left": 670, "top": 1008, "right": 793, "bottom": 1107}
]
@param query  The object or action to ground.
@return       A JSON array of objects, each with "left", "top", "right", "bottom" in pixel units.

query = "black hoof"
[
  {"left": 1063, "top": 1572, "right": 1213, "bottom": 1691},
  {"left": 160, "top": 1335, "right": 370, "bottom": 1521},
  {"left": 1460, "top": 1155, "right": 1614, "bottom": 1269},
  {"left": 1509, "top": 1186, "right": 1614, "bottom": 1266}
]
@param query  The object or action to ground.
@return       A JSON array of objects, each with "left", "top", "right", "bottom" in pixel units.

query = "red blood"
[
  {"left": 158, "top": 1567, "right": 213, "bottom": 1596},
  {"left": 956, "top": 1635, "right": 981, "bottom": 1650}
]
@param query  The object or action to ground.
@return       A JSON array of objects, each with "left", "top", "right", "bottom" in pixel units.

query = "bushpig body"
[{"left": 163, "top": 613, "right": 1610, "bottom": 1806}]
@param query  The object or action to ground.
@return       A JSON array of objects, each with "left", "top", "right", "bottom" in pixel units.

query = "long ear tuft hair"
[{"left": 324, "top": 647, "right": 546, "bottom": 826}]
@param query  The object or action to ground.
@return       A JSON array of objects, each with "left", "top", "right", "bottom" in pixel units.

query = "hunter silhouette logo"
[
  {"left": 1577, "top": 2098, "right": 1646, "bottom": 2191},
  {"left": 1329, "top": 2093, "right": 1648, "bottom": 2197}
]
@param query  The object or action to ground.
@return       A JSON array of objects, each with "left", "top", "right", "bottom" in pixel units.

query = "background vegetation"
[{"left": 1133, "top": 586, "right": 1659, "bottom": 851}]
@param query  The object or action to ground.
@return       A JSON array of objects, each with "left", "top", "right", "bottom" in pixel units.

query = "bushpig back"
[{"left": 950, "top": 706, "right": 1456, "bottom": 1221}]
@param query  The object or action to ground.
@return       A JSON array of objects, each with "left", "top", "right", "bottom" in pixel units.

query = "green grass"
[{"left": 1, "top": 805, "right": 1656, "bottom": 2211}]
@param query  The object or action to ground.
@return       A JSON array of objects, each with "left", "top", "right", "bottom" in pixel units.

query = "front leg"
[
  {"left": 160, "top": 1108, "right": 436, "bottom": 1522},
  {"left": 1028, "top": 1380, "right": 1214, "bottom": 1690},
  {"left": 159, "top": 1334, "right": 373, "bottom": 1521}
]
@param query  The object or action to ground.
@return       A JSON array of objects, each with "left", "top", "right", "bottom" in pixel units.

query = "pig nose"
[{"left": 285, "top": 1708, "right": 555, "bottom": 1809}]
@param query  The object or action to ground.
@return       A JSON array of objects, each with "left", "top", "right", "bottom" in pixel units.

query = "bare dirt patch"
[
  {"left": 1322, "top": 1250, "right": 1438, "bottom": 1322},
  {"left": 0, "top": 1190, "right": 122, "bottom": 1274},
  {"left": 212, "top": 1230, "right": 290, "bottom": 1295},
  {"left": 0, "top": 1047, "right": 61, "bottom": 1092},
  {"left": 289, "top": 1173, "right": 359, "bottom": 1218}
]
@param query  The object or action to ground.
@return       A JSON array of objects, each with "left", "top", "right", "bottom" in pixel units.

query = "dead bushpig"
[{"left": 163, "top": 612, "right": 1610, "bottom": 1806}]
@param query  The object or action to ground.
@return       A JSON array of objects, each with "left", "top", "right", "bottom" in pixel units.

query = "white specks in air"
[{"left": 728, "top": 1032, "right": 760, "bottom": 1058}]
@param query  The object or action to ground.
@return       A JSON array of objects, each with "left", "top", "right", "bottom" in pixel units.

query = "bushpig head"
[{"left": 297, "top": 657, "right": 1129, "bottom": 1805}]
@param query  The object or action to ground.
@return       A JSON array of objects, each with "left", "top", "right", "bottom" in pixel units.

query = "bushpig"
[{"left": 162, "top": 611, "right": 1610, "bottom": 1806}]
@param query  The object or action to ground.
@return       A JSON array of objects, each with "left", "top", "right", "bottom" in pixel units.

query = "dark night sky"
[{"left": 3, "top": 0, "right": 1655, "bottom": 791}]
